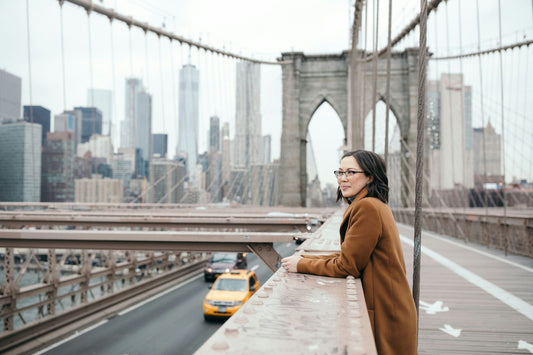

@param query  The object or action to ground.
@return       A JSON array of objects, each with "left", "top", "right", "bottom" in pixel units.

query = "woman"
[{"left": 281, "top": 150, "right": 417, "bottom": 355}]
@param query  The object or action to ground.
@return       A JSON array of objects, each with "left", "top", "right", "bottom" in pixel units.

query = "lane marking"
[
  {"left": 419, "top": 300, "right": 449, "bottom": 314},
  {"left": 118, "top": 273, "right": 203, "bottom": 316},
  {"left": 400, "top": 235, "right": 533, "bottom": 322},
  {"left": 518, "top": 340, "right": 533, "bottom": 353},
  {"left": 250, "top": 264, "right": 259, "bottom": 271},
  {"left": 421, "top": 229, "right": 533, "bottom": 273},
  {"left": 34, "top": 319, "right": 108, "bottom": 354},
  {"left": 440, "top": 324, "right": 462, "bottom": 337}
]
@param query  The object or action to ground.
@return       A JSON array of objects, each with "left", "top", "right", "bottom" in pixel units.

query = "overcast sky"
[{"left": 1, "top": 0, "right": 532, "bottom": 186}]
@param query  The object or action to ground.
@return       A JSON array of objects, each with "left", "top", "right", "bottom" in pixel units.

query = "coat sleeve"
[
  {"left": 300, "top": 253, "right": 340, "bottom": 260},
  {"left": 297, "top": 199, "right": 382, "bottom": 278}
]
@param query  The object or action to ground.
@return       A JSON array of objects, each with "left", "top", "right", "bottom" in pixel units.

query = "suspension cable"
[
  {"left": 456, "top": 0, "right": 468, "bottom": 215},
  {"left": 364, "top": 0, "right": 445, "bottom": 61},
  {"left": 384, "top": 0, "right": 392, "bottom": 162},
  {"left": 413, "top": 0, "right": 428, "bottom": 332},
  {"left": 25, "top": 0, "right": 37, "bottom": 202},
  {"left": 497, "top": 0, "right": 508, "bottom": 253},
  {"left": 87, "top": 10, "right": 95, "bottom": 137},
  {"left": 361, "top": 0, "right": 369, "bottom": 146},
  {"left": 430, "top": 39, "right": 533, "bottom": 60},
  {"left": 62, "top": 0, "right": 278, "bottom": 65},
  {"left": 170, "top": 39, "right": 178, "bottom": 159},
  {"left": 158, "top": 36, "right": 166, "bottom": 139},
  {"left": 371, "top": 0, "right": 379, "bottom": 152},
  {"left": 475, "top": 0, "right": 489, "bottom": 219},
  {"left": 444, "top": 2, "right": 461, "bottom": 209},
  {"left": 109, "top": 18, "right": 117, "bottom": 140},
  {"left": 59, "top": 1, "right": 67, "bottom": 110}
]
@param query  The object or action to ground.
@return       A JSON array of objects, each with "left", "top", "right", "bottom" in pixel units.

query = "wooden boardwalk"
[{"left": 397, "top": 223, "right": 533, "bottom": 354}]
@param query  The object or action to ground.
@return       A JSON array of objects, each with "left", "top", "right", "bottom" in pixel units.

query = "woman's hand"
[{"left": 281, "top": 253, "right": 302, "bottom": 273}]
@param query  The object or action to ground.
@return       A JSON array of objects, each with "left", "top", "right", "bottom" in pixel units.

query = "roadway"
[{"left": 37, "top": 242, "right": 298, "bottom": 355}]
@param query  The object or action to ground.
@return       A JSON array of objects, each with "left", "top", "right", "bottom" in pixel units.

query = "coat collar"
[{"left": 348, "top": 187, "right": 368, "bottom": 204}]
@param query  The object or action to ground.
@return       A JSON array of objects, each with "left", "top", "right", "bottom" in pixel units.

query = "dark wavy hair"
[{"left": 336, "top": 150, "right": 389, "bottom": 204}]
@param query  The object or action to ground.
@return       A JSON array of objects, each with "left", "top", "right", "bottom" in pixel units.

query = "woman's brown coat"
[{"left": 297, "top": 189, "right": 418, "bottom": 355}]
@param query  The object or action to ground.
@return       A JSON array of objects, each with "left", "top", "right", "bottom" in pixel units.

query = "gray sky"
[{"left": 1, "top": 0, "right": 532, "bottom": 187}]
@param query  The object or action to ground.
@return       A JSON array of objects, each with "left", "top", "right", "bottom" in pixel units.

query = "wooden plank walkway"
[{"left": 397, "top": 223, "right": 533, "bottom": 354}]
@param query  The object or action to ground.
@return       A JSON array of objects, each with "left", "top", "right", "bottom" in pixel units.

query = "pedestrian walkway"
[{"left": 397, "top": 224, "right": 533, "bottom": 354}]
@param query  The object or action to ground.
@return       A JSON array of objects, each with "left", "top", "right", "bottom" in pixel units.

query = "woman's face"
[{"left": 337, "top": 156, "right": 372, "bottom": 198}]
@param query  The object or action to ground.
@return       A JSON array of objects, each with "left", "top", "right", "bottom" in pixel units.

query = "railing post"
[
  {"left": 106, "top": 250, "right": 116, "bottom": 294},
  {"left": 2, "top": 248, "right": 16, "bottom": 331},
  {"left": 46, "top": 248, "right": 58, "bottom": 316},
  {"left": 80, "top": 250, "right": 90, "bottom": 304}
]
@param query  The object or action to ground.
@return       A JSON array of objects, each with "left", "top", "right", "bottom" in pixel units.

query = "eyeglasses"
[{"left": 334, "top": 170, "right": 366, "bottom": 179}]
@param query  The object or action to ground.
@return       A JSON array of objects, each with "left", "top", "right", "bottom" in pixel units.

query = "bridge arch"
[{"left": 279, "top": 49, "right": 424, "bottom": 206}]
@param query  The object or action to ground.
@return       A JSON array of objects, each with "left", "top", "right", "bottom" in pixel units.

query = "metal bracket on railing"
[{"left": 246, "top": 243, "right": 281, "bottom": 272}]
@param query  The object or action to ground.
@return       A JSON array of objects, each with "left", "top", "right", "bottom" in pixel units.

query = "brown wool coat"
[{"left": 297, "top": 189, "right": 418, "bottom": 355}]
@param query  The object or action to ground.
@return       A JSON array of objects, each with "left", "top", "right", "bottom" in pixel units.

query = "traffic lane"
[
  {"left": 43, "top": 274, "right": 218, "bottom": 355},
  {"left": 43, "top": 242, "right": 297, "bottom": 355}
]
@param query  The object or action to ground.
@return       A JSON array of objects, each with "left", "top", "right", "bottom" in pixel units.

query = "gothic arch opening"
[{"left": 307, "top": 101, "right": 345, "bottom": 207}]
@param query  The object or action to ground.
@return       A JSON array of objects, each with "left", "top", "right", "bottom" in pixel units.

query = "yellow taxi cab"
[{"left": 203, "top": 269, "right": 260, "bottom": 320}]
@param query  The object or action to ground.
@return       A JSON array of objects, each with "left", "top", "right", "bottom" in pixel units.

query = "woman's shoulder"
[
  {"left": 346, "top": 196, "right": 383, "bottom": 216},
  {"left": 353, "top": 196, "right": 385, "bottom": 209}
]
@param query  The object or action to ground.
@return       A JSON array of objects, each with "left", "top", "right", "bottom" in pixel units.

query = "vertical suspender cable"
[
  {"left": 497, "top": 0, "right": 508, "bottom": 254},
  {"left": 457, "top": 1, "right": 468, "bottom": 215},
  {"left": 128, "top": 27, "right": 134, "bottom": 77},
  {"left": 371, "top": 0, "right": 379, "bottom": 152},
  {"left": 59, "top": 1, "right": 67, "bottom": 111},
  {"left": 475, "top": 0, "right": 489, "bottom": 221},
  {"left": 25, "top": 0, "right": 37, "bottom": 202},
  {"left": 109, "top": 19, "right": 117, "bottom": 140},
  {"left": 158, "top": 37, "right": 166, "bottom": 137},
  {"left": 144, "top": 33, "right": 150, "bottom": 89},
  {"left": 87, "top": 11, "right": 95, "bottom": 136},
  {"left": 524, "top": 47, "right": 532, "bottom": 206},
  {"left": 413, "top": 0, "right": 428, "bottom": 335},
  {"left": 170, "top": 39, "right": 177, "bottom": 159},
  {"left": 384, "top": 0, "right": 392, "bottom": 162},
  {"left": 444, "top": 3, "right": 459, "bottom": 209},
  {"left": 25, "top": 0, "right": 33, "bottom": 123},
  {"left": 361, "top": 0, "right": 368, "bottom": 147},
  {"left": 433, "top": 8, "right": 441, "bottom": 197}
]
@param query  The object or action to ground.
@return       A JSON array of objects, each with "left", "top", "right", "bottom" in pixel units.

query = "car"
[
  {"left": 203, "top": 252, "right": 247, "bottom": 282},
  {"left": 203, "top": 269, "right": 260, "bottom": 320}
]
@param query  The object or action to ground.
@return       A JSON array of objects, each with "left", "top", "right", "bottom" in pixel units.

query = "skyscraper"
[
  {"left": 177, "top": 64, "right": 199, "bottom": 183},
  {"left": 41, "top": 131, "right": 75, "bottom": 202},
  {"left": 427, "top": 73, "right": 473, "bottom": 190},
  {"left": 148, "top": 158, "right": 186, "bottom": 203},
  {"left": 121, "top": 78, "right": 152, "bottom": 165},
  {"left": 87, "top": 89, "right": 112, "bottom": 135},
  {"left": 75, "top": 106, "right": 103, "bottom": 143},
  {"left": 77, "top": 134, "right": 113, "bottom": 164},
  {"left": 152, "top": 133, "right": 168, "bottom": 158},
  {"left": 23, "top": 105, "right": 50, "bottom": 146},
  {"left": 55, "top": 110, "right": 82, "bottom": 148},
  {"left": 473, "top": 121, "right": 502, "bottom": 181},
  {"left": 0, "top": 121, "right": 41, "bottom": 201},
  {"left": 209, "top": 115, "right": 220, "bottom": 152},
  {"left": 234, "top": 61, "right": 262, "bottom": 168},
  {"left": 0, "top": 69, "right": 21, "bottom": 124},
  {"left": 262, "top": 135, "right": 271, "bottom": 164}
]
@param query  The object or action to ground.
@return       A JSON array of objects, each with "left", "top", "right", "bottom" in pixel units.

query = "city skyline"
[{"left": 0, "top": 0, "right": 532, "bottom": 188}]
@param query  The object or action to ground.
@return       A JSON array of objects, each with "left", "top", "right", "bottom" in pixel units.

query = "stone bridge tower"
[{"left": 278, "top": 48, "right": 424, "bottom": 207}]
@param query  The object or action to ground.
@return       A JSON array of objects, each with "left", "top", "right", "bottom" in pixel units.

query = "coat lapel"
[{"left": 338, "top": 188, "right": 368, "bottom": 243}]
